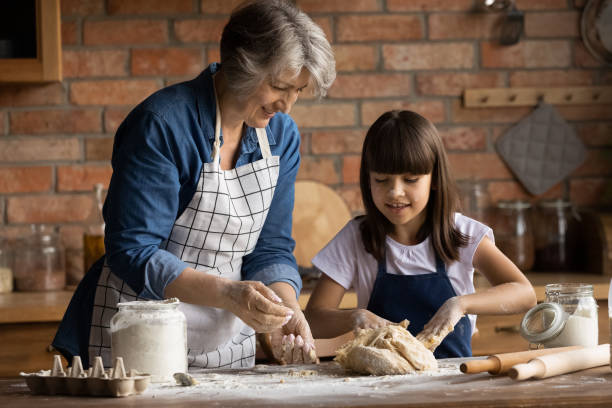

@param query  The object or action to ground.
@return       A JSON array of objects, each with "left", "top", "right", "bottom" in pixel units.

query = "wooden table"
[{"left": 1, "top": 359, "right": 612, "bottom": 407}]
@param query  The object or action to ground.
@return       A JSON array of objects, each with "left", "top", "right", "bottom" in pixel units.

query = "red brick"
[
  {"left": 0, "top": 226, "right": 34, "bottom": 240},
  {"left": 84, "top": 20, "right": 168, "bottom": 45},
  {"left": 416, "top": 73, "right": 505, "bottom": 96},
  {"left": 132, "top": 48, "right": 204, "bottom": 76},
  {"left": 342, "top": 155, "right": 361, "bottom": 184},
  {"left": 200, "top": 0, "right": 243, "bottom": 14},
  {"left": 574, "top": 42, "right": 604, "bottom": 68},
  {"left": 10, "top": 109, "right": 102, "bottom": 134},
  {"left": 452, "top": 99, "right": 531, "bottom": 124},
  {"left": 300, "top": 131, "right": 311, "bottom": 155},
  {"left": 429, "top": 13, "right": 502, "bottom": 40},
  {"left": 296, "top": 156, "right": 340, "bottom": 184},
  {"left": 557, "top": 105, "right": 612, "bottom": 121},
  {"left": 61, "top": 0, "right": 104, "bottom": 16},
  {"left": 570, "top": 178, "right": 612, "bottom": 206},
  {"left": 0, "top": 138, "right": 81, "bottom": 162},
  {"left": 63, "top": 49, "right": 128, "bottom": 78},
  {"left": 576, "top": 123, "right": 612, "bottom": 147},
  {"left": 61, "top": 21, "right": 78, "bottom": 45},
  {"left": 174, "top": 18, "right": 227, "bottom": 43},
  {"left": 70, "top": 80, "right": 160, "bottom": 106},
  {"left": 525, "top": 12, "right": 580, "bottom": 37},
  {"left": 338, "top": 185, "right": 364, "bottom": 214},
  {"left": 439, "top": 127, "right": 487, "bottom": 151},
  {"left": 487, "top": 181, "right": 563, "bottom": 203},
  {"left": 361, "top": 100, "right": 445, "bottom": 126},
  {"left": 57, "top": 165, "right": 113, "bottom": 192},
  {"left": 296, "top": 0, "right": 380, "bottom": 12},
  {"left": 311, "top": 129, "right": 365, "bottom": 154},
  {"left": 573, "top": 150, "right": 612, "bottom": 177},
  {"left": 104, "top": 107, "right": 132, "bottom": 134},
  {"left": 384, "top": 43, "right": 474, "bottom": 70},
  {"left": 0, "top": 83, "right": 65, "bottom": 107},
  {"left": 291, "top": 103, "right": 356, "bottom": 128},
  {"left": 448, "top": 153, "right": 513, "bottom": 180},
  {"left": 337, "top": 15, "right": 423, "bottom": 42},
  {"left": 7, "top": 195, "right": 94, "bottom": 223},
  {"left": 108, "top": 0, "right": 193, "bottom": 14},
  {"left": 387, "top": 0, "right": 473, "bottom": 11},
  {"left": 333, "top": 45, "right": 377, "bottom": 72},
  {"left": 574, "top": 0, "right": 588, "bottom": 7},
  {"left": 515, "top": 0, "right": 569, "bottom": 9},
  {"left": 86, "top": 137, "right": 115, "bottom": 161},
  {"left": 509, "top": 70, "right": 594, "bottom": 87},
  {"left": 312, "top": 17, "right": 333, "bottom": 43},
  {"left": 481, "top": 41, "right": 571, "bottom": 68},
  {"left": 328, "top": 74, "right": 411, "bottom": 99},
  {"left": 0, "top": 167, "right": 52, "bottom": 193},
  {"left": 207, "top": 47, "right": 220, "bottom": 65}
]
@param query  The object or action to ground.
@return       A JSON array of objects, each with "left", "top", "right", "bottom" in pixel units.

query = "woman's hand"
[
  {"left": 269, "top": 308, "right": 318, "bottom": 364},
  {"left": 220, "top": 280, "right": 294, "bottom": 333},
  {"left": 416, "top": 296, "right": 465, "bottom": 351},
  {"left": 350, "top": 309, "right": 392, "bottom": 334}
]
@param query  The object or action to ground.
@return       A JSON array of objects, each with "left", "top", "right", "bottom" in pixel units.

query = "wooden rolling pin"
[
  {"left": 460, "top": 346, "right": 581, "bottom": 375},
  {"left": 508, "top": 344, "right": 610, "bottom": 381}
]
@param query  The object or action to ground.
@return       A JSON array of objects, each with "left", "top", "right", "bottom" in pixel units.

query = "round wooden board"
[{"left": 292, "top": 181, "right": 352, "bottom": 267}]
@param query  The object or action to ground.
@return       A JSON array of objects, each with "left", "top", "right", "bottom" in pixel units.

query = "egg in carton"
[{"left": 20, "top": 355, "right": 151, "bottom": 397}]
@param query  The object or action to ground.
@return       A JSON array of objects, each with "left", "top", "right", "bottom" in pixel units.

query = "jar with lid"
[
  {"left": 534, "top": 199, "right": 582, "bottom": 271},
  {"left": 493, "top": 200, "right": 535, "bottom": 271},
  {"left": 83, "top": 183, "right": 106, "bottom": 277},
  {"left": 520, "top": 283, "right": 598, "bottom": 348},
  {"left": 13, "top": 225, "right": 66, "bottom": 291},
  {"left": 110, "top": 298, "right": 187, "bottom": 383},
  {"left": 0, "top": 237, "right": 13, "bottom": 293}
]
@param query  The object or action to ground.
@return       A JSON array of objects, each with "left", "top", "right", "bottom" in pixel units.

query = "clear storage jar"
[
  {"left": 521, "top": 283, "right": 598, "bottom": 348},
  {"left": 0, "top": 238, "right": 13, "bottom": 293},
  {"left": 13, "top": 225, "right": 66, "bottom": 291},
  {"left": 493, "top": 200, "right": 535, "bottom": 271},
  {"left": 110, "top": 298, "right": 187, "bottom": 383}
]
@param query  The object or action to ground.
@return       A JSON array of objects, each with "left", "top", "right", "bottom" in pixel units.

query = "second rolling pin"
[
  {"left": 460, "top": 346, "right": 581, "bottom": 375},
  {"left": 508, "top": 344, "right": 610, "bottom": 381}
]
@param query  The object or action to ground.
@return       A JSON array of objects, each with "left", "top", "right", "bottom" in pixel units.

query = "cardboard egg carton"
[{"left": 20, "top": 355, "right": 151, "bottom": 397}]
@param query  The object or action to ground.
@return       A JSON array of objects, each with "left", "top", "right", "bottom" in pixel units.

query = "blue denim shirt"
[{"left": 53, "top": 64, "right": 301, "bottom": 362}]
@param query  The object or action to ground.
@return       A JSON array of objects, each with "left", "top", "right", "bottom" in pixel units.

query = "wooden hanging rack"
[{"left": 463, "top": 86, "right": 612, "bottom": 107}]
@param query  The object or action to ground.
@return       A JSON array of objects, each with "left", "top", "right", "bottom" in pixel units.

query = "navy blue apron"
[{"left": 366, "top": 250, "right": 472, "bottom": 359}]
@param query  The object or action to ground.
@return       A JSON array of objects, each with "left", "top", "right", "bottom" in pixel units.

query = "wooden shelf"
[{"left": 463, "top": 86, "right": 612, "bottom": 107}]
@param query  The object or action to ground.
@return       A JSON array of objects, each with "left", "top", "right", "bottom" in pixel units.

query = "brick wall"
[{"left": 0, "top": 0, "right": 610, "bottom": 279}]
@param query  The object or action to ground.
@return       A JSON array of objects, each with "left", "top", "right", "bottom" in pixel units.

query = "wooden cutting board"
[{"left": 292, "top": 181, "right": 351, "bottom": 268}]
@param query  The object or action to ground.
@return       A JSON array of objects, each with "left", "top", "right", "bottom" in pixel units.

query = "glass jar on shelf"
[
  {"left": 0, "top": 237, "right": 13, "bottom": 293},
  {"left": 520, "top": 283, "right": 598, "bottom": 348},
  {"left": 83, "top": 183, "right": 106, "bottom": 276},
  {"left": 493, "top": 200, "right": 535, "bottom": 271},
  {"left": 534, "top": 199, "right": 582, "bottom": 271},
  {"left": 13, "top": 224, "right": 66, "bottom": 291}
]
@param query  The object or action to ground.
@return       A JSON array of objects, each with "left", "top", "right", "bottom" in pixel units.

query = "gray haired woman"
[{"left": 53, "top": 0, "right": 335, "bottom": 369}]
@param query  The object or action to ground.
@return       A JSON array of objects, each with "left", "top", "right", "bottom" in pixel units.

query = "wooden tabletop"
[{"left": 2, "top": 360, "right": 612, "bottom": 407}]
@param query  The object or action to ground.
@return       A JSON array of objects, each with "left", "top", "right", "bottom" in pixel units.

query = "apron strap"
[{"left": 255, "top": 127, "right": 272, "bottom": 159}]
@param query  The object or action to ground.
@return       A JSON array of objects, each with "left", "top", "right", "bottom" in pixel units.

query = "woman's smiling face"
[{"left": 243, "top": 68, "right": 310, "bottom": 128}]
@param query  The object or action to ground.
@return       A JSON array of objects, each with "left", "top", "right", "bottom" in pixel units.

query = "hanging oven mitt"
[{"left": 495, "top": 102, "right": 586, "bottom": 196}]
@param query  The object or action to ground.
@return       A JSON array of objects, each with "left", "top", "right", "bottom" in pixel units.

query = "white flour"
[
  {"left": 144, "top": 360, "right": 461, "bottom": 402},
  {"left": 545, "top": 303, "right": 598, "bottom": 348}
]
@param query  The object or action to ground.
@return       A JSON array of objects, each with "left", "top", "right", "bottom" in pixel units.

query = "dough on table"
[
  {"left": 334, "top": 320, "right": 437, "bottom": 376},
  {"left": 418, "top": 321, "right": 455, "bottom": 352}
]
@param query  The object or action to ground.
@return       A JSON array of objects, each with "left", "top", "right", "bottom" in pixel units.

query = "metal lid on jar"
[
  {"left": 520, "top": 302, "right": 567, "bottom": 343},
  {"left": 537, "top": 199, "right": 572, "bottom": 209},
  {"left": 496, "top": 200, "right": 532, "bottom": 210}
]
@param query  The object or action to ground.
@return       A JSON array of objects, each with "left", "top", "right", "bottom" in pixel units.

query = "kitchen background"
[{"left": 0, "top": 0, "right": 610, "bottom": 284}]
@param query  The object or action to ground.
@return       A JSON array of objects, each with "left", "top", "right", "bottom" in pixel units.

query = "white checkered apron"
[{"left": 88, "top": 99, "right": 280, "bottom": 369}]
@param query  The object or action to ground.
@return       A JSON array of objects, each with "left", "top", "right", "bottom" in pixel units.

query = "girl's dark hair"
[{"left": 359, "top": 110, "right": 468, "bottom": 264}]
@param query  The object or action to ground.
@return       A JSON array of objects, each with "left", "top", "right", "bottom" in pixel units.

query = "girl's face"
[
  {"left": 369, "top": 171, "right": 432, "bottom": 236},
  {"left": 243, "top": 68, "right": 310, "bottom": 128}
]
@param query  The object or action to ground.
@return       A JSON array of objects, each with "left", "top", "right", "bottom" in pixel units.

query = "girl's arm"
[
  {"left": 305, "top": 274, "right": 390, "bottom": 338},
  {"left": 461, "top": 236, "right": 537, "bottom": 315}
]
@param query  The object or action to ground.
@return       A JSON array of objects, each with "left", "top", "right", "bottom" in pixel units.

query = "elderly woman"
[{"left": 53, "top": 0, "right": 335, "bottom": 369}]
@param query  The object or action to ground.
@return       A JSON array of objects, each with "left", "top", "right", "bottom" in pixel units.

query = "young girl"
[{"left": 305, "top": 110, "right": 536, "bottom": 358}]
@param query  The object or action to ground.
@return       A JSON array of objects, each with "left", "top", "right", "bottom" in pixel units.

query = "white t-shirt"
[{"left": 311, "top": 213, "right": 494, "bottom": 334}]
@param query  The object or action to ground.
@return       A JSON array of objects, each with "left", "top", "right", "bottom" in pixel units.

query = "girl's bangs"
[{"left": 366, "top": 121, "right": 435, "bottom": 175}]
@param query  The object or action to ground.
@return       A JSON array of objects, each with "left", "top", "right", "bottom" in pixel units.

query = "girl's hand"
[
  {"left": 270, "top": 308, "right": 318, "bottom": 364},
  {"left": 416, "top": 296, "right": 465, "bottom": 351},
  {"left": 350, "top": 309, "right": 392, "bottom": 334},
  {"left": 220, "top": 280, "right": 294, "bottom": 333}
]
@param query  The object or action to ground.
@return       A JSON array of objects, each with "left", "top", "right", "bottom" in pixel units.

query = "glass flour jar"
[
  {"left": 110, "top": 298, "right": 187, "bottom": 382},
  {"left": 520, "top": 283, "right": 598, "bottom": 348}
]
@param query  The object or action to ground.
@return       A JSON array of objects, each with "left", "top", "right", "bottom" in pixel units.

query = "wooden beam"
[{"left": 464, "top": 86, "right": 612, "bottom": 107}]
